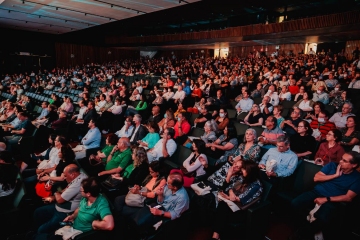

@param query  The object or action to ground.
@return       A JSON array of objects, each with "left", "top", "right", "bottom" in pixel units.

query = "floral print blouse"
[{"left": 232, "top": 143, "right": 261, "bottom": 163}]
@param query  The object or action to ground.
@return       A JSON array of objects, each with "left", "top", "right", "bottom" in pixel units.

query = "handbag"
[
  {"left": 191, "top": 181, "right": 212, "bottom": 196},
  {"left": 180, "top": 166, "right": 196, "bottom": 178},
  {"left": 35, "top": 180, "right": 53, "bottom": 198},
  {"left": 125, "top": 187, "right": 147, "bottom": 207},
  {"left": 103, "top": 175, "right": 122, "bottom": 189}
]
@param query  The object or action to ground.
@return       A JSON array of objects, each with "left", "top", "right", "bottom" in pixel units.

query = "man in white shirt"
[
  {"left": 329, "top": 103, "right": 355, "bottom": 129},
  {"left": 235, "top": 90, "right": 253, "bottom": 114},
  {"left": 115, "top": 116, "right": 134, "bottom": 138},
  {"left": 264, "top": 84, "right": 279, "bottom": 106},
  {"left": 71, "top": 100, "right": 88, "bottom": 121},
  {"left": 348, "top": 74, "right": 360, "bottom": 89},
  {"left": 172, "top": 85, "right": 186, "bottom": 104},
  {"left": 95, "top": 94, "right": 107, "bottom": 112},
  {"left": 147, "top": 128, "right": 177, "bottom": 163},
  {"left": 135, "top": 81, "right": 143, "bottom": 94}
]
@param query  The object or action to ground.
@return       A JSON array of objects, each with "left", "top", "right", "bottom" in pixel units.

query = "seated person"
[
  {"left": 181, "top": 139, "right": 208, "bottom": 187},
  {"left": 280, "top": 108, "right": 302, "bottom": 137},
  {"left": 314, "top": 129, "right": 345, "bottom": 166},
  {"left": 290, "top": 120, "right": 317, "bottom": 160},
  {"left": 147, "top": 128, "right": 177, "bottom": 163},
  {"left": 329, "top": 103, "right": 355, "bottom": 129},
  {"left": 115, "top": 116, "right": 134, "bottom": 138},
  {"left": 291, "top": 152, "right": 360, "bottom": 240},
  {"left": 114, "top": 161, "right": 166, "bottom": 213},
  {"left": 3, "top": 112, "right": 34, "bottom": 151},
  {"left": 310, "top": 111, "right": 336, "bottom": 141},
  {"left": 193, "top": 106, "right": 212, "bottom": 129},
  {"left": 214, "top": 108, "right": 229, "bottom": 131},
  {"left": 158, "top": 109, "right": 176, "bottom": 133},
  {"left": 58, "top": 96, "right": 74, "bottom": 113},
  {"left": 273, "top": 105, "right": 285, "bottom": 128},
  {"left": 259, "top": 135, "right": 298, "bottom": 186},
  {"left": 235, "top": 90, "right": 253, "bottom": 114},
  {"left": 31, "top": 164, "right": 87, "bottom": 236},
  {"left": 232, "top": 128, "right": 261, "bottom": 163},
  {"left": 339, "top": 116, "right": 360, "bottom": 152},
  {"left": 211, "top": 161, "right": 263, "bottom": 240},
  {"left": 243, "top": 104, "right": 264, "bottom": 127},
  {"left": 50, "top": 109, "right": 68, "bottom": 130},
  {"left": 97, "top": 137, "right": 132, "bottom": 179},
  {"left": 205, "top": 126, "right": 238, "bottom": 165},
  {"left": 279, "top": 85, "right": 291, "bottom": 102},
  {"left": 129, "top": 114, "right": 148, "bottom": 145},
  {"left": 115, "top": 171, "right": 189, "bottom": 237},
  {"left": 73, "top": 119, "right": 101, "bottom": 159},
  {"left": 173, "top": 112, "right": 191, "bottom": 145},
  {"left": 51, "top": 175, "right": 113, "bottom": 238},
  {"left": 106, "top": 146, "right": 149, "bottom": 195},
  {"left": 259, "top": 96, "right": 273, "bottom": 119},
  {"left": 293, "top": 91, "right": 314, "bottom": 113},
  {"left": 138, "top": 121, "right": 161, "bottom": 149},
  {"left": 125, "top": 94, "right": 147, "bottom": 117},
  {"left": 31, "top": 102, "right": 50, "bottom": 125},
  {"left": 258, "top": 116, "right": 284, "bottom": 149},
  {"left": 329, "top": 90, "right": 349, "bottom": 111},
  {"left": 147, "top": 106, "right": 162, "bottom": 125},
  {"left": 312, "top": 86, "right": 329, "bottom": 105}
]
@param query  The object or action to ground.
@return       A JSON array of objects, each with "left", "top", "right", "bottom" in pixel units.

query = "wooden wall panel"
[
  {"left": 55, "top": 43, "right": 138, "bottom": 68},
  {"left": 345, "top": 40, "right": 360, "bottom": 60},
  {"left": 229, "top": 44, "right": 304, "bottom": 58},
  {"left": 106, "top": 10, "right": 360, "bottom": 45}
]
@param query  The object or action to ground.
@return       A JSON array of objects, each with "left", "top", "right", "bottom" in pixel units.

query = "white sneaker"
[
  {"left": 102, "top": 130, "right": 108, "bottom": 134},
  {"left": 314, "top": 231, "right": 324, "bottom": 240}
]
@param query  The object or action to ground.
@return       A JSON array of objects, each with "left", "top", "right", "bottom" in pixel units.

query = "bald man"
[
  {"left": 32, "top": 164, "right": 87, "bottom": 236},
  {"left": 97, "top": 137, "right": 132, "bottom": 177},
  {"left": 147, "top": 105, "right": 162, "bottom": 124}
]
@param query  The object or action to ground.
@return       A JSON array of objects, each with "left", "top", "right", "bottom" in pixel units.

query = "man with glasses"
[
  {"left": 259, "top": 135, "right": 298, "bottom": 184},
  {"left": 281, "top": 107, "right": 303, "bottom": 136},
  {"left": 291, "top": 151, "right": 360, "bottom": 240},
  {"left": 329, "top": 102, "right": 355, "bottom": 129}
]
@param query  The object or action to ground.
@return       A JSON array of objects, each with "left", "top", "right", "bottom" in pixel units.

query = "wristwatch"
[
  {"left": 326, "top": 196, "right": 331, "bottom": 202},
  {"left": 161, "top": 211, "right": 165, "bottom": 217}
]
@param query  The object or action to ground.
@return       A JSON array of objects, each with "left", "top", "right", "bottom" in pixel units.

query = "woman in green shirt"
[
  {"left": 90, "top": 133, "right": 118, "bottom": 164},
  {"left": 125, "top": 94, "right": 148, "bottom": 116}
]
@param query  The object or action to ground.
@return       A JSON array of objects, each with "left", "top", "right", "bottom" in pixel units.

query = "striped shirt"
[{"left": 310, "top": 120, "right": 336, "bottom": 139}]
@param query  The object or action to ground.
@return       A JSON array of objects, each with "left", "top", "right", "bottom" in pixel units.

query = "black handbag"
[{"left": 103, "top": 175, "right": 122, "bottom": 189}]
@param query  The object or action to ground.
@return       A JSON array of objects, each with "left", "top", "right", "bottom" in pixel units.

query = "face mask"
[
  {"left": 313, "top": 79, "right": 318, "bottom": 83},
  {"left": 317, "top": 90, "right": 321, "bottom": 94},
  {"left": 177, "top": 117, "right": 181, "bottom": 121},
  {"left": 164, "top": 113, "right": 167, "bottom": 118},
  {"left": 267, "top": 90, "right": 272, "bottom": 94},
  {"left": 318, "top": 118, "right": 325, "bottom": 123},
  {"left": 334, "top": 87, "right": 339, "bottom": 91},
  {"left": 219, "top": 113, "right": 225, "bottom": 118},
  {"left": 156, "top": 94, "right": 159, "bottom": 97}
]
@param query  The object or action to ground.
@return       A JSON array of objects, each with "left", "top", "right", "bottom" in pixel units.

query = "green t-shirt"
[
  {"left": 101, "top": 145, "right": 114, "bottom": 163},
  {"left": 105, "top": 148, "right": 132, "bottom": 171},
  {"left": 73, "top": 194, "right": 112, "bottom": 232},
  {"left": 122, "top": 163, "right": 135, "bottom": 179}
]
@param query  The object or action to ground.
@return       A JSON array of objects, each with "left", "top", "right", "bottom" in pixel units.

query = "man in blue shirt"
[
  {"left": 3, "top": 112, "right": 34, "bottom": 151},
  {"left": 259, "top": 135, "right": 298, "bottom": 178},
  {"left": 115, "top": 170, "right": 189, "bottom": 237},
  {"left": 81, "top": 119, "right": 101, "bottom": 150},
  {"left": 291, "top": 151, "right": 360, "bottom": 240}
]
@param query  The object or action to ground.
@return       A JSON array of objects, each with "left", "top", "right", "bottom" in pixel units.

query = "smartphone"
[
  {"left": 59, "top": 221, "right": 73, "bottom": 226},
  {"left": 198, "top": 181, "right": 207, "bottom": 189}
]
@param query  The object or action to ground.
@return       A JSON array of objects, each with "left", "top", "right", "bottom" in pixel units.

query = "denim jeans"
[{"left": 33, "top": 203, "right": 69, "bottom": 234}]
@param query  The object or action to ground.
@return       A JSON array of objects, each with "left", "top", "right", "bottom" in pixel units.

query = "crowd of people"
[{"left": 0, "top": 49, "right": 360, "bottom": 240}]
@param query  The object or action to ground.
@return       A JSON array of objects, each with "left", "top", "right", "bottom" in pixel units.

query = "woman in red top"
[
  {"left": 288, "top": 79, "right": 299, "bottom": 96},
  {"left": 314, "top": 129, "right": 345, "bottom": 166},
  {"left": 191, "top": 83, "right": 202, "bottom": 99}
]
